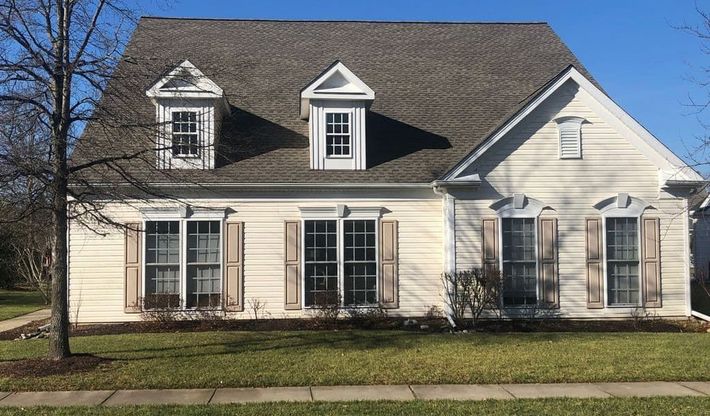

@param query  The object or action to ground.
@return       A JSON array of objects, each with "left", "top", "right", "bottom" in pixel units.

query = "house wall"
[
  {"left": 694, "top": 215, "right": 710, "bottom": 281},
  {"left": 452, "top": 79, "right": 690, "bottom": 318},
  {"left": 69, "top": 196, "right": 443, "bottom": 323}
]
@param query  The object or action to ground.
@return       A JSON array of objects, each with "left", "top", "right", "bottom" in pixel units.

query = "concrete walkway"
[
  {"left": 0, "top": 381, "right": 708, "bottom": 407},
  {"left": 0, "top": 309, "right": 50, "bottom": 333}
]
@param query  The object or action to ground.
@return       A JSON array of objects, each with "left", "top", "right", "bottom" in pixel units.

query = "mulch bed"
[
  {"left": 0, "top": 354, "right": 111, "bottom": 378},
  {"left": 2, "top": 316, "right": 707, "bottom": 341}
]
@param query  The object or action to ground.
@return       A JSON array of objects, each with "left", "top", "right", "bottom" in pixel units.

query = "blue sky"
[{"left": 142, "top": 0, "right": 708, "bottom": 170}]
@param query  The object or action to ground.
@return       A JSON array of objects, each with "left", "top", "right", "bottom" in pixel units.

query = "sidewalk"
[
  {"left": 0, "top": 309, "right": 50, "bottom": 333},
  {"left": 0, "top": 381, "right": 708, "bottom": 407}
]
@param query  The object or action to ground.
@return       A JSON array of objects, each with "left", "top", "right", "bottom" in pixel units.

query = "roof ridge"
[{"left": 139, "top": 16, "right": 549, "bottom": 25}]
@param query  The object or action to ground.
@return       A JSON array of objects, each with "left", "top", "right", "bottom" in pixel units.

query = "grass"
[
  {"left": 1, "top": 330, "right": 708, "bottom": 391},
  {"left": 1, "top": 398, "right": 710, "bottom": 416},
  {"left": 0, "top": 289, "right": 46, "bottom": 321},
  {"left": 691, "top": 281, "right": 710, "bottom": 316}
]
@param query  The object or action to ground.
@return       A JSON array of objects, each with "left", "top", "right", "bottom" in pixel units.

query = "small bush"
[{"left": 442, "top": 268, "right": 501, "bottom": 328}]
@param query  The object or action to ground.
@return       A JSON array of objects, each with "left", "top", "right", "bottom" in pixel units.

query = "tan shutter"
[
  {"left": 585, "top": 217, "right": 604, "bottom": 309},
  {"left": 124, "top": 223, "right": 142, "bottom": 313},
  {"left": 380, "top": 219, "right": 399, "bottom": 308},
  {"left": 641, "top": 217, "right": 662, "bottom": 308},
  {"left": 284, "top": 220, "right": 301, "bottom": 310},
  {"left": 539, "top": 217, "right": 559, "bottom": 307},
  {"left": 224, "top": 222, "right": 244, "bottom": 312},
  {"left": 482, "top": 218, "right": 499, "bottom": 275}
]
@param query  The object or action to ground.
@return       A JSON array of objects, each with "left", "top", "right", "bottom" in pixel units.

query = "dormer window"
[
  {"left": 146, "top": 60, "right": 228, "bottom": 170},
  {"left": 172, "top": 111, "right": 199, "bottom": 157},
  {"left": 325, "top": 112, "right": 351, "bottom": 157},
  {"left": 300, "top": 61, "right": 375, "bottom": 170}
]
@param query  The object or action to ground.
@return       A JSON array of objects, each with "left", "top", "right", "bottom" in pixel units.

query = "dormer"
[
  {"left": 146, "top": 60, "right": 228, "bottom": 170},
  {"left": 300, "top": 61, "right": 375, "bottom": 170}
]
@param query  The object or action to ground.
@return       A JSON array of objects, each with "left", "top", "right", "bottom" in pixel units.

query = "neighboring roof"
[
  {"left": 73, "top": 18, "right": 597, "bottom": 185},
  {"left": 444, "top": 66, "right": 704, "bottom": 182}
]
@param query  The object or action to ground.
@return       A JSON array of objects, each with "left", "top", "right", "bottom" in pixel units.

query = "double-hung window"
[
  {"left": 186, "top": 221, "right": 222, "bottom": 308},
  {"left": 501, "top": 218, "right": 537, "bottom": 306},
  {"left": 304, "top": 219, "right": 378, "bottom": 307},
  {"left": 172, "top": 111, "right": 199, "bottom": 157},
  {"left": 144, "top": 220, "right": 222, "bottom": 310},
  {"left": 606, "top": 217, "right": 640, "bottom": 306},
  {"left": 145, "top": 221, "right": 181, "bottom": 309},
  {"left": 325, "top": 112, "right": 351, "bottom": 157}
]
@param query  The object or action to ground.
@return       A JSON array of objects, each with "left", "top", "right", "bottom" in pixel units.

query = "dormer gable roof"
[
  {"left": 300, "top": 61, "right": 375, "bottom": 119},
  {"left": 146, "top": 60, "right": 224, "bottom": 100}
]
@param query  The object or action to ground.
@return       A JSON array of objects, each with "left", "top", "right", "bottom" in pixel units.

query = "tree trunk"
[{"left": 48, "top": 142, "right": 71, "bottom": 360}]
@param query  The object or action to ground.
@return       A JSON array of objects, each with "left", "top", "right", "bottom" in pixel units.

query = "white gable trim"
[
  {"left": 300, "top": 61, "right": 375, "bottom": 119},
  {"left": 146, "top": 60, "right": 224, "bottom": 100},
  {"left": 443, "top": 66, "right": 703, "bottom": 182}
]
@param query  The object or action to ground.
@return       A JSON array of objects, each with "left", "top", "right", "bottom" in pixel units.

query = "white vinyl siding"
[
  {"left": 454, "top": 79, "right": 689, "bottom": 318},
  {"left": 68, "top": 198, "right": 441, "bottom": 323}
]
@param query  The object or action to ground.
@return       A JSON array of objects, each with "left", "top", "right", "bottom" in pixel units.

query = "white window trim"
[
  {"left": 324, "top": 110, "right": 353, "bottom": 159},
  {"left": 300, "top": 215, "right": 381, "bottom": 309},
  {"left": 169, "top": 107, "right": 203, "bottom": 159},
  {"left": 498, "top": 216, "right": 539, "bottom": 308},
  {"left": 141, "top": 217, "right": 225, "bottom": 311}
]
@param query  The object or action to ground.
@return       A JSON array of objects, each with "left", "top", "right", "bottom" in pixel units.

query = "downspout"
[{"left": 433, "top": 184, "right": 457, "bottom": 328}]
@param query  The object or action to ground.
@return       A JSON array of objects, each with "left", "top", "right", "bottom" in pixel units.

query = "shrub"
[{"left": 442, "top": 268, "right": 501, "bottom": 328}]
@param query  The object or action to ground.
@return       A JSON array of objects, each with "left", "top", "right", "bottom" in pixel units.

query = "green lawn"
[
  {"left": 0, "top": 289, "right": 46, "bottom": 321},
  {"left": 691, "top": 281, "right": 710, "bottom": 315},
  {"left": 1, "top": 398, "right": 710, "bottom": 416},
  {"left": 1, "top": 331, "right": 708, "bottom": 391}
]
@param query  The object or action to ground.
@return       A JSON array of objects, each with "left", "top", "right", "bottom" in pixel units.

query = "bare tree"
[{"left": 0, "top": 0, "right": 220, "bottom": 360}]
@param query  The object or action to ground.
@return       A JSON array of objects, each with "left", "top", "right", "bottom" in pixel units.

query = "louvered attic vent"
[{"left": 555, "top": 116, "right": 585, "bottom": 159}]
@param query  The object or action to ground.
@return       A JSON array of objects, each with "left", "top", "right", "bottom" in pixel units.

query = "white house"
[{"left": 68, "top": 18, "right": 705, "bottom": 323}]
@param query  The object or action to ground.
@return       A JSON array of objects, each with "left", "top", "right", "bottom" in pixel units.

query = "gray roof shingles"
[{"left": 73, "top": 18, "right": 593, "bottom": 185}]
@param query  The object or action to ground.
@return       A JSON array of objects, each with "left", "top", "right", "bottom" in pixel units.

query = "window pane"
[
  {"left": 606, "top": 218, "right": 640, "bottom": 306},
  {"left": 304, "top": 220, "right": 339, "bottom": 306},
  {"left": 171, "top": 111, "right": 200, "bottom": 157},
  {"left": 343, "top": 220, "right": 377, "bottom": 306},
  {"left": 502, "top": 218, "right": 537, "bottom": 306},
  {"left": 186, "top": 221, "right": 221, "bottom": 309}
]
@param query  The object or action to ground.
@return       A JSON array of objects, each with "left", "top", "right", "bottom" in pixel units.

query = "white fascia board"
[
  {"left": 444, "top": 67, "right": 703, "bottom": 182},
  {"left": 146, "top": 60, "right": 224, "bottom": 99},
  {"left": 300, "top": 61, "right": 375, "bottom": 119}
]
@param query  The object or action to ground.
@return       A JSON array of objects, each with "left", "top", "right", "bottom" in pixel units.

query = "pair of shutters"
[
  {"left": 482, "top": 217, "right": 559, "bottom": 307},
  {"left": 586, "top": 217, "right": 661, "bottom": 308},
  {"left": 123, "top": 221, "right": 244, "bottom": 313},
  {"left": 284, "top": 219, "right": 399, "bottom": 309}
]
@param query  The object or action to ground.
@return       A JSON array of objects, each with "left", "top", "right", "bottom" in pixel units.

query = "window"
[
  {"left": 555, "top": 116, "right": 584, "bottom": 159},
  {"left": 145, "top": 221, "right": 181, "bottom": 309},
  {"left": 344, "top": 220, "right": 377, "bottom": 305},
  {"left": 186, "top": 221, "right": 221, "bottom": 308},
  {"left": 303, "top": 219, "right": 378, "bottom": 307},
  {"left": 172, "top": 111, "right": 199, "bottom": 157},
  {"left": 502, "top": 218, "right": 537, "bottom": 306},
  {"left": 606, "top": 217, "right": 640, "bottom": 306},
  {"left": 325, "top": 112, "right": 351, "bottom": 157},
  {"left": 144, "top": 219, "right": 222, "bottom": 310},
  {"left": 304, "top": 220, "right": 339, "bottom": 306}
]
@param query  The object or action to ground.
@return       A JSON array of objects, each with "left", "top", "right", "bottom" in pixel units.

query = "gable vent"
[{"left": 555, "top": 116, "right": 586, "bottom": 159}]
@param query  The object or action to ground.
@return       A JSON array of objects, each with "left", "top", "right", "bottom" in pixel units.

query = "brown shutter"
[
  {"left": 124, "top": 223, "right": 142, "bottom": 313},
  {"left": 641, "top": 217, "right": 662, "bottom": 308},
  {"left": 284, "top": 220, "right": 301, "bottom": 310},
  {"left": 224, "top": 222, "right": 244, "bottom": 312},
  {"left": 482, "top": 218, "right": 499, "bottom": 275},
  {"left": 585, "top": 217, "right": 604, "bottom": 309},
  {"left": 539, "top": 217, "right": 559, "bottom": 307},
  {"left": 380, "top": 219, "right": 399, "bottom": 308}
]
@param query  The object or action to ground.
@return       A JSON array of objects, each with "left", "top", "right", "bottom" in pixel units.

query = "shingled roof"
[{"left": 73, "top": 18, "right": 594, "bottom": 185}]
